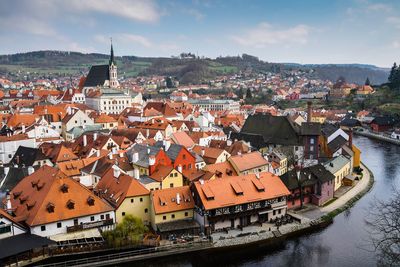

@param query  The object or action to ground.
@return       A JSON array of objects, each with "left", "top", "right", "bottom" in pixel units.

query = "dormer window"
[
  {"left": 13, "top": 191, "right": 22, "bottom": 199},
  {"left": 87, "top": 196, "right": 95, "bottom": 206},
  {"left": 67, "top": 200, "right": 75, "bottom": 209},
  {"left": 60, "top": 184, "right": 69, "bottom": 193},
  {"left": 46, "top": 203, "right": 55, "bottom": 213}
]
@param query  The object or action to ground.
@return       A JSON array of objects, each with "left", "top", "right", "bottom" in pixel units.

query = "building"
[
  {"left": 188, "top": 99, "right": 240, "bottom": 112},
  {"left": 83, "top": 42, "right": 119, "bottom": 91},
  {"left": 0, "top": 207, "right": 27, "bottom": 239},
  {"left": 95, "top": 168, "right": 150, "bottom": 224},
  {"left": 6, "top": 166, "right": 115, "bottom": 237},
  {"left": 228, "top": 151, "right": 269, "bottom": 175},
  {"left": 61, "top": 109, "right": 94, "bottom": 139},
  {"left": 86, "top": 89, "right": 139, "bottom": 115},
  {"left": 150, "top": 186, "right": 199, "bottom": 238},
  {"left": 192, "top": 172, "right": 290, "bottom": 234},
  {"left": 0, "top": 134, "right": 36, "bottom": 164},
  {"left": 324, "top": 155, "right": 352, "bottom": 191}
]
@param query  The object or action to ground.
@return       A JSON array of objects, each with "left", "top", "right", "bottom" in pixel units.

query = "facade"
[
  {"left": 192, "top": 172, "right": 290, "bottom": 234},
  {"left": 86, "top": 89, "right": 137, "bottom": 115},
  {"left": 188, "top": 99, "right": 240, "bottom": 112},
  {"left": 324, "top": 155, "right": 352, "bottom": 191},
  {"left": 150, "top": 186, "right": 198, "bottom": 238},
  {"left": 0, "top": 207, "right": 27, "bottom": 239},
  {"left": 61, "top": 109, "right": 95, "bottom": 138},
  {"left": 0, "top": 134, "right": 36, "bottom": 164}
]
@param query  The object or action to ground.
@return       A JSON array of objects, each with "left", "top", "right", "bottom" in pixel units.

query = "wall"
[
  {"left": 161, "top": 169, "right": 183, "bottom": 189},
  {"left": 151, "top": 209, "right": 194, "bottom": 231},
  {"left": 116, "top": 195, "right": 150, "bottom": 224},
  {"left": 31, "top": 211, "right": 115, "bottom": 237}
]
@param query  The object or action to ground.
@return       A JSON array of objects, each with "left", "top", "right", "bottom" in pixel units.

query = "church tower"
[{"left": 109, "top": 39, "right": 119, "bottom": 88}]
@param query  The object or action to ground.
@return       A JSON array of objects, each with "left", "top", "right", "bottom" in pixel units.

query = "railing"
[
  {"left": 35, "top": 240, "right": 212, "bottom": 267},
  {"left": 66, "top": 219, "right": 114, "bottom": 233}
]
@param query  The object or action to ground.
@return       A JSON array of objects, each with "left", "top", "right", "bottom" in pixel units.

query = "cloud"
[
  {"left": 366, "top": 3, "right": 392, "bottom": 13},
  {"left": 392, "top": 40, "right": 400, "bottom": 48},
  {"left": 67, "top": 0, "right": 160, "bottom": 23},
  {"left": 231, "top": 22, "right": 311, "bottom": 48},
  {"left": 386, "top": 16, "right": 400, "bottom": 29},
  {"left": 182, "top": 8, "right": 205, "bottom": 21}
]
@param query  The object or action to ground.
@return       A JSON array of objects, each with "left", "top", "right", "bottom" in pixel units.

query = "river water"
[{"left": 125, "top": 136, "right": 400, "bottom": 267}]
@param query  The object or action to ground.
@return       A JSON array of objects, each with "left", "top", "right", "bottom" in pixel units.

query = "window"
[
  {"left": 273, "top": 210, "right": 276, "bottom": 216},
  {"left": 91, "top": 216, "right": 95, "bottom": 221},
  {"left": 122, "top": 212, "right": 125, "bottom": 216},
  {"left": 184, "top": 212, "right": 188, "bottom": 217},
  {"left": 174, "top": 173, "right": 178, "bottom": 177},
  {"left": 145, "top": 208, "right": 148, "bottom": 213},
  {"left": 170, "top": 183, "right": 174, "bottom": 188},
  {"left": 57, "top": 222, "right": 62, "bottom": 228},
  {"left": 131, "top": 199, "right": 134, "bottom": 203},
  {"left": 183, "top": 154, "right": 186, "bottom": 159},
  {"left": 8, "top": 154, "right": 12, "bottom": 159},
  {"left": 75, "top": 120, "right": 77, "bottom": 124},
  {"left": 310, "top": 146, "right": 314, "bottom": 152},
  {"left": 140, "top": 198, "right": 143, "bottom": 202},
  {"left": 101, "top": 215, "right": 105, "bottom": 220},
  {"left": 310, "top": 138, "right": 315, "bottom": 145},
  {"left": 278, "top": 209, "right": 281, "bottom": 214},
  {"left": 163, "top": 215, "right": 166, "bottom": 220},
  {"left": 171, "top": 214, "right": 175, "bottom": 219},
  {"left": 41, "top": 225, "right": 46, "bottom": 231},
  {"left": 170, "top": 173, "right": 173, "bottom": 177}
]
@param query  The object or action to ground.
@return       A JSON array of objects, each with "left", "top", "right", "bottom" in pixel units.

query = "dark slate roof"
[
  {"left": 340, "top": 118, "right": 361, "bottom": 127},
  {"left": 9, "top": 146, "right": 47, "bottom": 167},
  {"left": 0, "top": 166, "right": 34, "bottom": 193},
  {"left": 300, "top": 122, "right": 321, "bottom": 136},
  {"left": 230, "top": 132, "right": 266, "bottom": 150},
  {"left": 327, "top": 135, "right": 347, "bottom": 152},
  {"left": 371, "top": 116, "right": 396, "bottom": 126},
  {"left": 321, "top": 123, "right": 339, "bottom": 137},
  {"left": 239, "top": 114, "right": 301, "bottom": 146},
  {"left": 83, "top": 65, "right": 110, "bottom": 87},
  {"left": 280, "top": 164, "right": 334, "bottom": 190},
  {"left": 127, "top": 144, "right": 161, "bottom": 168},
  {"left": 0, "top": 233, "right": 56, "bottom": 259}
]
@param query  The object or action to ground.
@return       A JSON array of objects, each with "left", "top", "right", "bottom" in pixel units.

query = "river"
[{"left": 123, "top": 136, "right": 400, "bottom": 267}]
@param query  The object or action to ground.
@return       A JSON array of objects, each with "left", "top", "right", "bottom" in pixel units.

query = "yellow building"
[
  {"left": 352, "top": 144, "right": 361, "bottom": 168},
  {"left": 311, "top": 116, "right": 326, "bottom": 124},
  {"left": 150, "top": 186, "right": 196, "bottom": 236},
  {"left": 141, "top": 166, "right": 184, "bottom": 191},
  {"left": 95, "top": 168, "right": 151, "bottom": 224},
  {"left": 324, "top": 155, "right": 352, "bottom": 191}
]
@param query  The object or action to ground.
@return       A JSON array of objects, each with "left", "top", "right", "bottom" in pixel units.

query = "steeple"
[{"left": 109, "top": 37, "right": 115, "bottom": 66}]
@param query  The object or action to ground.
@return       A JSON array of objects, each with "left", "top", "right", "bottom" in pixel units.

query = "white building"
[
  {"left": 86, "top": 89, "right": 142, "bottom": 115},
  {"left": 0, "top": 134, "right": 36, "bottom": 164},
  {"left": 188, "top": 99, "right": 240, "bottom": 112}
]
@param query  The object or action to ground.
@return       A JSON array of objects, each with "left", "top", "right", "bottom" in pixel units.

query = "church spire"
[{"left": 109, "top": 37, "right": 115, "bottom": 66}]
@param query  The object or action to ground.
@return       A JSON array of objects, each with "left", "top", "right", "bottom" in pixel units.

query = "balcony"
[{"left": 66, "top": 218, "right": 114, "bottom": 233}]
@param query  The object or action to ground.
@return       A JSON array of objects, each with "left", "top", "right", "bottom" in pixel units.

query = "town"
[{"left": 0, "top": 43, "right": 386, "bottom": 266}]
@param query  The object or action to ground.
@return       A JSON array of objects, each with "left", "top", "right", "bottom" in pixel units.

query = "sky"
[{"left": 0, "top": 0, "right": 399, "bottom": 67}]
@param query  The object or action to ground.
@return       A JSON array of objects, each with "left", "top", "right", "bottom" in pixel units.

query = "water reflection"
[{"left": 119, "top": 136, "right": 399, "bottom": 267}]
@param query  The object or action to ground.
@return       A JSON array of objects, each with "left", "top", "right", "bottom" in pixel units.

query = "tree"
[
  {"left": 365, "top": 77, "right": 370, "bottom": 86},
  {"left": 166, "top": 76, "right": 174, "bottom": 88},
  {"left": 237, "top": 88, "right": 244, "bottom": 99},
  {"left": 246, "top": 88, "right": 252, "bottom": 99},
  {"left": 388, "top": 62, "right": 397, "bottom": 83},
  {"left": 102, "top": 215, "right": 148, "bottom": 248},
  {"left": 366, "top": 189, "right": 400, "bottom": 266}
]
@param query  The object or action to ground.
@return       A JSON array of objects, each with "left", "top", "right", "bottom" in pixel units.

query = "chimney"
[
  {"left": 348, "top": 129, "right": 353, "bottom": 148},
  {"left": 132, "top": 152, "right": 139, "bottom": 163},
  {"left": 307, "top": 101, "right": 312, "bottom": 123},
  {"left": 149, "top": 155, "right": 156, "bottom": 166},
  {"left": 28, "top": 166, "right": 34, "bottom": 175},
  {"left": 6, "top": 191, "right": 12, "bottom": 215},
  {"left": 83, "top": 135, "right": 87, "bottom": 146},
  {"left": 163, "top": 139, "right": 171, "bottom": 151},
  {"left": 119, "top": 151, "right": 124, "bottom": 158},
  {"left": 113, "top": 166, "right": 120, "bottom": 178},
  {"left": 21, "top": 124, "right": 25, "bottom": 133},
  {"left": 237, "top": 151, "right": 242, "bottom": 157},
  {"left": 227, "top": 139, "right": 232, "bottom": 146},
  {"left": 112, "top": 147, "right": 118, "bottom": 155},
  {"left": 93, "top": 132, "right": 98, "bottom": 141},
  {"left": 176, "top": 193, "right": 181, "bottom": 205},
  {"left": 69, "top": 88, "right": 73, "bottom": 95},
  {"left": 201, "top": 148, "right": 205, "bottom": 157},
  {"left": 108, "top": 152, "right": 113, "bottom": 159},
  {"left": 146, "top": 129, "right": 150, "bottom": 138},
  {"left": 133, "top": 168, "right": 140, "bottom": 180},
  {"left": 177, "top": 164, "right": 183, "bottom": 173},
  {"left": 96, "top": 150, "right": 100, "bottom": 157}
]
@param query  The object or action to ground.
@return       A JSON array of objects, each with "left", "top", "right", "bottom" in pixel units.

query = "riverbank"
[
  {"left": 28, "top": 164, "right": 374, "bottom": 267},
  {"left": 354, "top": 129, "right": 400, "bottom": 145}
]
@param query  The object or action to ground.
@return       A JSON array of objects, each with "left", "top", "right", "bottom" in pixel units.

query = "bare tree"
[{"left": 366, "top": 189, "right": 400, "bottom": 266}]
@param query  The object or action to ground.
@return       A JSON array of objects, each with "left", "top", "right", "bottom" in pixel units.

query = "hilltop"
[{"left": 0, "top": 51, "right": 389, "bottom": 85}]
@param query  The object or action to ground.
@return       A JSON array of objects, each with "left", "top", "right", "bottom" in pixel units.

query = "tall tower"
[{"left": 109, "top": 39, "right": 119, "bottom": 88}]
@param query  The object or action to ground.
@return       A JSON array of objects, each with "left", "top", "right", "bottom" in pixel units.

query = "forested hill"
[{"left": 0, "top": 51, "right": 389, "bottom": 85}]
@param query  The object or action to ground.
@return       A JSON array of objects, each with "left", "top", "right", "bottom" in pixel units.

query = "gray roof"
[
  {"left": 139, "top": 175, "right": 158, "bottom": 185},
  {"left": 324, "top": 155, "right": 351, "bottom": 174},
  {"left": 127, "top": 144, "right": 161, "bottom": 168}
]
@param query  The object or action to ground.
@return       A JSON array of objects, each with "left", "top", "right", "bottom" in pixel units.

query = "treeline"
[{"left": 388, "top": 62, "right": 400, "bottom": 89}]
